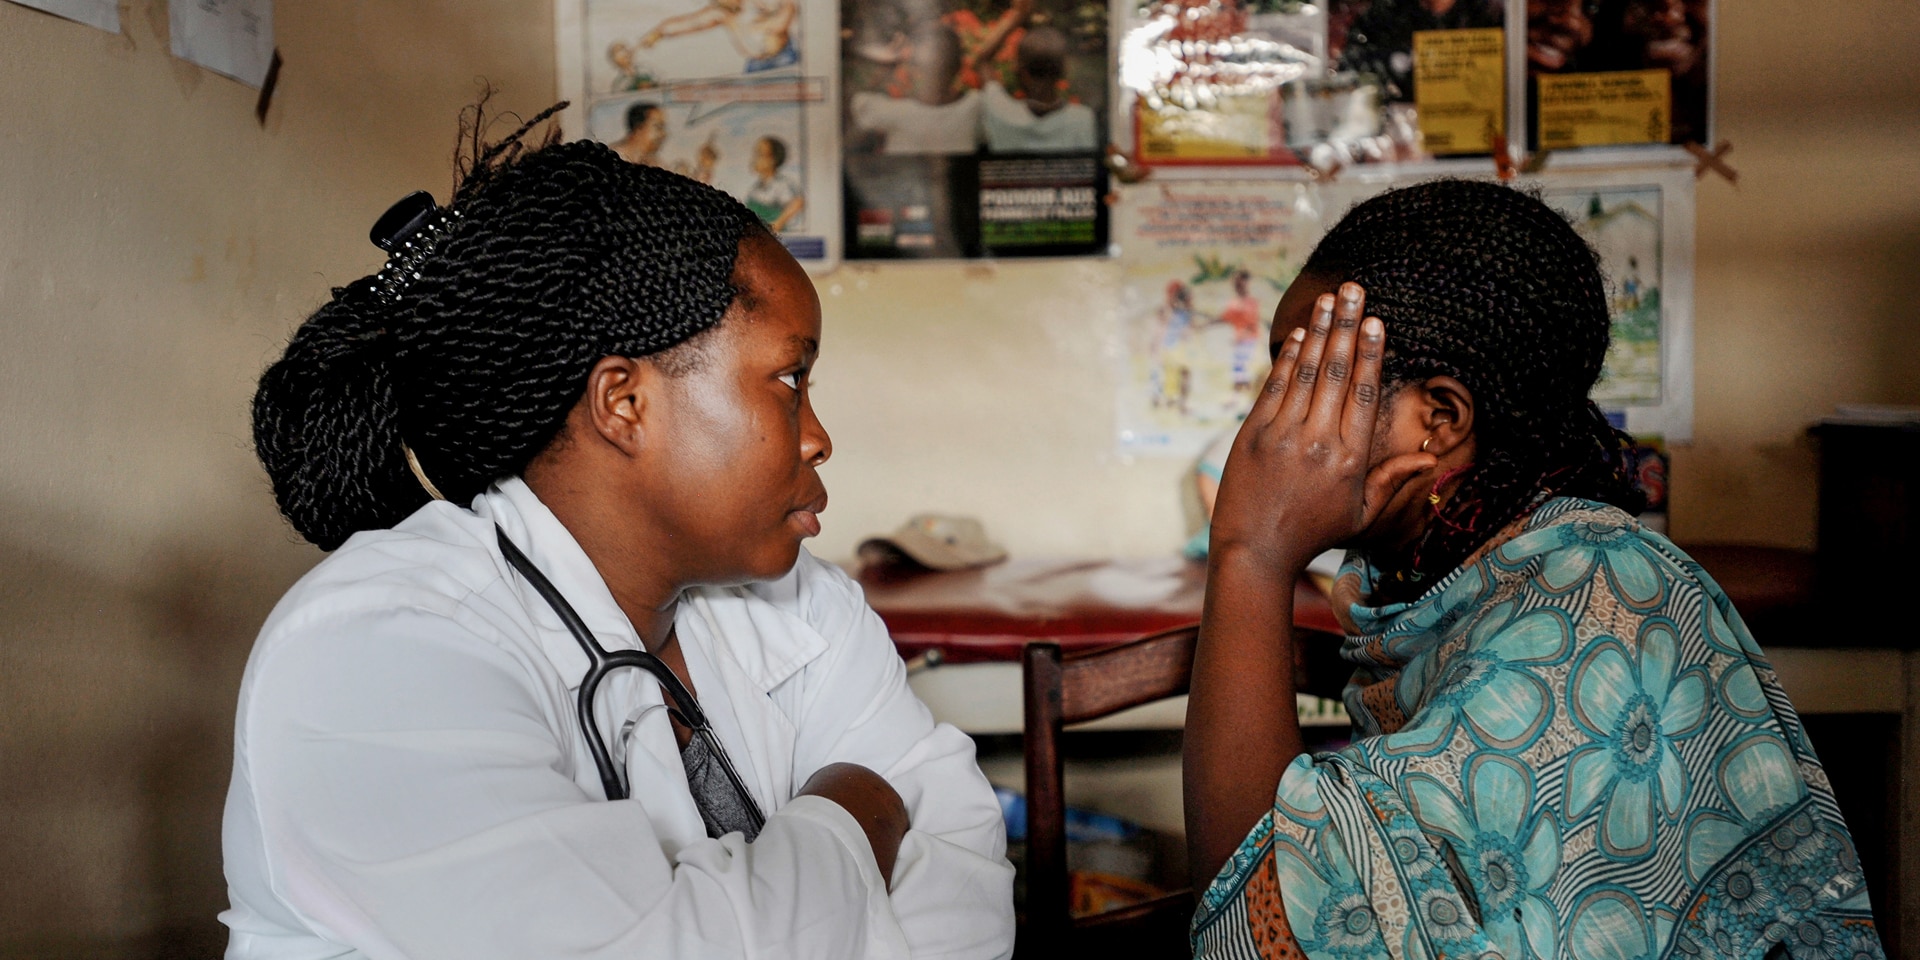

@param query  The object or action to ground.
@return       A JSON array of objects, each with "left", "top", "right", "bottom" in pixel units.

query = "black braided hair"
[
  {"left": 253, "top": 107, "right": 768, "bottom": 551},
  {"left": 1303, "top": 178, "right": 1645, "bottom": 584}
]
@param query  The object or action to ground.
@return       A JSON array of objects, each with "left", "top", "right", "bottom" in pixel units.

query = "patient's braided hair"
[
  {"left": 1303, "top": 178, "right": 1644, "bottom": 584},
  {"left": 253, "top": 103, "right": 767, "bottom": 550}
]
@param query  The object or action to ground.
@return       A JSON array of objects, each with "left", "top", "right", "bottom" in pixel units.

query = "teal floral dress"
[{"left": 1193, "top": 498, "right": 1884, "bottom": 960}]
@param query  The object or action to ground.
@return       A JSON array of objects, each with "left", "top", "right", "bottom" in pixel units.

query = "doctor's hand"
[
  {"left": 798, "top": 762, "right": 909, "bottom": 889},
  {"left": 1209, "top": 283, "right": 1435, "bottom": 572}
]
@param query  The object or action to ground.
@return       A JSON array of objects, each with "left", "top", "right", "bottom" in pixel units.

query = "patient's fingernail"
[
  {"left": 1363, "top": 317, "right": 1383, "bottom": 338},
  {"left": 1290, "top": 327, "right": 1307, "bottom": 341}
]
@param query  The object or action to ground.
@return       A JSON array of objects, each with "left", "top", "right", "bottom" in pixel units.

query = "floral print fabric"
[{"left": 1193, "top": 498, "right": 1883, "bottom": 960}]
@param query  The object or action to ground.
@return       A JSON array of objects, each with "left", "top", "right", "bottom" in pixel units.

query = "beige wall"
[
  {"left": 0, "top": 0, "right": 1914, "bottom": 951},
  {"left": 1674, "top": 0, "right": 1920, "bottom": 547},
  {"left": 0, "top": 1, "right": 554, "bottom": 954}
]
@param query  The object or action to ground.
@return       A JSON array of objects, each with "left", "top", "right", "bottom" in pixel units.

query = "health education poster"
[
  {"left": 1527, "top": 0, "right": 1712, "bottom": 149},
  {"left": 840, "top": 0, "right": 1110, "bottom": 259},
  {"left": 1116, "top": 0, "right": 1507, "bottom": 170},
  {"left": 556, "top": 0, "right": 842, "bottom": 271},
  {"left": 1539, "top": 166, "right": 1695, "bottom": 441},
  {"left": 1112, "top": 181, "right": 1323, "bottom": 456}
]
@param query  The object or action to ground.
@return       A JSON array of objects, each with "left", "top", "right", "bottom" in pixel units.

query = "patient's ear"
[{"left": 1407, "top": 375, "right": 1475, "bottom": 459}]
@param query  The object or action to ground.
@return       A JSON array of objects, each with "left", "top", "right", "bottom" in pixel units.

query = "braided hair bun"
[
  {"left": 253, "top": 116, "right": 765, "bottom": 551},
  {"left": 1304, "top": 178, "right": 1645, "bottom": 581}
]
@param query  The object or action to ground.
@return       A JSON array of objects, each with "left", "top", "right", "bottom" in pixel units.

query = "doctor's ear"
[{"left": 582, "top": 355, "right": 654, "bottom": 458}]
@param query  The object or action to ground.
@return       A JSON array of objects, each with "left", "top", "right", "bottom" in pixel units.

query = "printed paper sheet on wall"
[
  {"left": 840, "top": 0, "right": 1111, "bottom": 259},
  {"left": 1113, "top": 181, "right": 1322, "bottom": 456},
  {"left": 556, "top": 0, "right": 841, "bottom": 270},
  {"left": 1543, "top": 185, "right": 1662, "bottom": 406},
  {"left": 1526, "top": 0, "right": 1711, "bottom": 149},
  {"left": 1536, "top": 168, "right": 1694, "bottom": 441},
  {"left": 1116, "top": 0, "right": 1507, "bottom": 170}
]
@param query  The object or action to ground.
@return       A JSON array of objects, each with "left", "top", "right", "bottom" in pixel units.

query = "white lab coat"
[{"left": 219, "top": 478, "right": 1015, "bottom": 960}]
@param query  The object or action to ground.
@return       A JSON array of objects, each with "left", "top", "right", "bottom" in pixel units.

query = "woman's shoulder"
[
  {"left": 252, "top": 502, "right": 519, "bottom": 662},
  {"left": 1488, "top": 496, "right": 1714, "bottom": 602}
]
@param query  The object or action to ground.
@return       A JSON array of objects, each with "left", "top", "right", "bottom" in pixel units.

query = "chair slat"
[{"left": 1059, "top": 627, "right": 1198, "bottom": 723}]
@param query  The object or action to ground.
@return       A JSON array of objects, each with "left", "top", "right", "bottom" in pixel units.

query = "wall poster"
[
  {"left": 557, "top": 0, "right": 842, "bottom": 270},
  {"left": 1115, "top": 0, "right": 1508, "bottom": 171},
  {"left": 1527, "top": 0, "right": 1712, "bottom": 149},
  {"left": 1536, "top": 164, "right": 1695, "bottom": 440},
  {"left": 1112, "top": 181, "right": 1323, "bottom": 456},
  {"left": 839, "top": 0, "right": 1111, "bottom": 259}
]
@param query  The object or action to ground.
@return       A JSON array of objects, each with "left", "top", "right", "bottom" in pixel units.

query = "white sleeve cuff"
[{"left": 773, "top": 795, "right": 913, "bottom": 959}]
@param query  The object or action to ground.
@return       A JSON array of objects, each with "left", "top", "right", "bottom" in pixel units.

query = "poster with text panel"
[
  {"left": 1116, "top": 0, "right": 1509, "bottom": 171},
  {"left": 1526, "top": 0, "right": 1711, "bottom": 150},
  {"left": 841, "top": 0, "right": 1110, "bottom": 258}
]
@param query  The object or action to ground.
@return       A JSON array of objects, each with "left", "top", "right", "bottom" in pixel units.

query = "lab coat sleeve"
[
  {"left": 787, "top": 559, "right": 1017, "bottom": 960},
  {"left": 236, "top": 597, "right": 910, "bottom": 960}
]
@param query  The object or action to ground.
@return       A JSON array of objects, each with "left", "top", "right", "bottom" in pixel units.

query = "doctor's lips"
[{"left": 789, "top": 493, "right": 829, "bottom": 537}]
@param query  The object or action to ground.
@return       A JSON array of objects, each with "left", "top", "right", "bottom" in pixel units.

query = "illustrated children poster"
[
  {"left": 1537, "top": 166, "right": 1695, "bottom": 440},
  {"left": 840, "top": 0, "right": 1110, "bottom": 259},
  {"left": 1113, "top": 181, "right": 1323, "bottom": 456},
  {"left": 556, "top": 0, "right": 841, "bottom": 270}
]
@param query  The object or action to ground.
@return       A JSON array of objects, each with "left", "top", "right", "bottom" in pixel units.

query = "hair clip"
[{"left": 366, "top": 190, "right": 459, "bottom": 303}]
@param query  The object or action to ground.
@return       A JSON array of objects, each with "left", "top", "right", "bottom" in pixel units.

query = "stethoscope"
[{"left": 495, "top": 525, "right": 767, "bottom": 831}]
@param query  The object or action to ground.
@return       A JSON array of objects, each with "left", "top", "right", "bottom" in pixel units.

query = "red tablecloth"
[
  {"left": 857, "top": 557, "right": 1342, "bottom": 664},
  {"left": 857, "top": 543, "right": 1828, "bottom": 663}
]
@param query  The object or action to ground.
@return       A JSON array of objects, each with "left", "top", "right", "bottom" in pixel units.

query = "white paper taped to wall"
[
  {"left": 169, "top": 0, "right": 274, "bottom": 88},
  {"left": 9, "top": 0, "right": 119, "bottom": 33}
]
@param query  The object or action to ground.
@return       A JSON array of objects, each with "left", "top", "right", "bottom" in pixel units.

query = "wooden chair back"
[{"left": 1020, "top": 625, "right": 1199, "bottom": 957}]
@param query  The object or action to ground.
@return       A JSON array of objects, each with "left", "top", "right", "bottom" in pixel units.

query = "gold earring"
[{"left": 1420, "top": 435, "right": 1434, "bottom": 453}]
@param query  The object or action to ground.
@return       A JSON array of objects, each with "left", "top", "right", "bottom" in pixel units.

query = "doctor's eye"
[{"left": 778, "top": 368, "right": 810, "bottom": 391}]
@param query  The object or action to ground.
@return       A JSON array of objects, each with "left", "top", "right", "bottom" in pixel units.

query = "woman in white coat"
[{"left": 225, "top": 109, "right": 1015, "bottom": 959}]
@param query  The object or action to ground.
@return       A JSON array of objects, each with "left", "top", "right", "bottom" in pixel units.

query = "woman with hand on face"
[
  {"left": 1184, "top": 180, "right": 1884, "bottom": 960},
  {"left": 223, "top": 108, "right": 1015, "bottom": 960}
]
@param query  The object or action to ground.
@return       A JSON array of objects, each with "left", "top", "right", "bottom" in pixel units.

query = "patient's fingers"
[
  {"left": 1277, "top": 294, "right": 1334, "bottom": 424},
  {"left": 1307, "top": 284, "right": 1364, "bottom": 430},
  {"left": 1248, "top": 325, "right": 1307, "bottom": 426},
  {"left": 1343, "top": 315, "right": 1386, "bottom": 444}
]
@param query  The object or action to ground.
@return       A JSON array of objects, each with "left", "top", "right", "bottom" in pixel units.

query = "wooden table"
[
  {"left": 859, "top": 556, "right": 1340, "bottom": 664},
  {"left": 857, "top": 556, "right": 1346, "bottom": 735}
]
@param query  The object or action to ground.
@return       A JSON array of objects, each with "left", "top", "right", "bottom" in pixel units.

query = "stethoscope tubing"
[{"left": 496, "top": 526, "right": 767, "bottom": 833}]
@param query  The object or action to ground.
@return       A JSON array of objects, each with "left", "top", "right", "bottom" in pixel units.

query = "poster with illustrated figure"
[
  {"left": 1526, "top": 0, "right": 1712, "bottom": 149},
  {"left": 1112, "top": 181, "right": 1323, "bottom": 456},
  {"left": 840, "top": 0, "right": 1110, "bottom": 258},
  {"left": 557, "top": 0, "right": 841, "bottom": 270},
  {"left": 1535, "top": 166, "right": 1695, "bottom": 441},
  {"left": 1545, "top": 184, "right": 1663, "bottom": 406}
]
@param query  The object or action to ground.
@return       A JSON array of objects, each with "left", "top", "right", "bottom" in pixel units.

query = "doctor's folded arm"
[{"left": 223, "top": 120, "right": 1014, "bottom": 960}]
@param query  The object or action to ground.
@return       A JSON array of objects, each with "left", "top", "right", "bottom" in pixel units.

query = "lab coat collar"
[
  {"left": 469, "top": 478, "right": 830, "bottom": 698},
  {"left": 681, "top": 577, "right": 829, "bottom": 695},
  {"left": 472, "top": 478, "right": 642, "bottom": 689}
]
